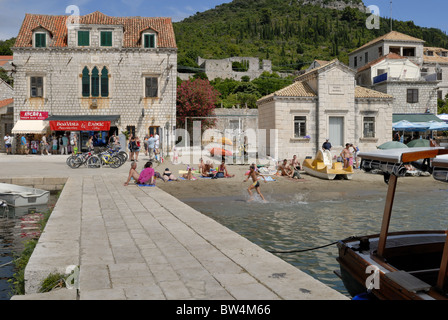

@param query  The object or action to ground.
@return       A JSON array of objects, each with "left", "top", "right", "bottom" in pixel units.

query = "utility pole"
[{"left": 390, "top": 0, "right": 393, "bottom": 31}]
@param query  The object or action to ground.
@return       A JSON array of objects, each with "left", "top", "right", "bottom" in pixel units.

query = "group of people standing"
[
  {"left": 3, "top": 133, "right": 79, "bottom": 155},
  {"left": 323, "top": 138, "right": 360, "bottom": 169},
  {"left": 127, "top": 133, "right": 160, "bottom": 162},
  {"left": 40, "top": 133, "right": 78, "bottom": 156}
]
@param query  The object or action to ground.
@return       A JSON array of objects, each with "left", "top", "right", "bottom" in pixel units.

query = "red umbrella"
[{"left": 210, "top": 148, "right": 233, "bottom": 157}]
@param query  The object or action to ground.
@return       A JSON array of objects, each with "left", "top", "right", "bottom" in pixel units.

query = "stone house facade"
[
  {"left": 349, "top": 31, "right": 443, "bottom": 121},
  {"left": 12, "top": 11, "right": 177, "bottom": 153},
  {"left": 422, "top": 47, "right": 448, "bottom": 100},
  {"left": 0, "top": 78, "right": 14, "bottom": 153},
  {"left": 356, "top": 52, "right": 439, "bottom": 115},
  {"left": 257, "top": 60, "right": 393, "bottom": 160}
]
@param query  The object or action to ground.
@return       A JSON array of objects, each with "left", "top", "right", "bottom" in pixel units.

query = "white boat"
[
  {"left": 302, "top": 150, "right": 354, "bottom": 180},
  {"left": 0, "top": 183, "right": 50, "bottom": 207}
]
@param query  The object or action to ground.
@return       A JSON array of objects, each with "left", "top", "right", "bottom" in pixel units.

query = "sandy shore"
[{"left": 153, "top": 161, "right": 446, "bottom": 202}]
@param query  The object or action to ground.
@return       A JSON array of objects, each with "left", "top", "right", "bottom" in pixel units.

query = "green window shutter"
[
  {"left": 101, "top": 31, "right": 112, "bottom": 47},
  {"left": 82, "top": 67, "right": 90, "bottom": 97},
  {"left": 91, "top": 67, "right": 100, "bottom": 97},
  {"left": 144, "top": 34, "right": 155, "bottom": 48},
  {"left": 78, "top": 31, "right": 90, "bottom": 46},
  {"left": 35, "top": 33, "right": 46, "bottom": 48},
  {"left": 101, "top": 67, "right": 109, "bottom": 97}
]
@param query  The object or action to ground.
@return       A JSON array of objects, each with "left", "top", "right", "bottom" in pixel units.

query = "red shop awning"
[
  {"left": 46, "top": 115, "right": 120, "bottom": 131},
  {"left": 50, "top": 120, "right": 111, "bottom": 131}
]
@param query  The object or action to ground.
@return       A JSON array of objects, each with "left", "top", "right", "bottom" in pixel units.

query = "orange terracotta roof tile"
[
  {"left": 257, "top": 81, "right": 317, "bottom": 103},
  {"left": 357, "top": 52, "right": 407, "bottom": 72},
  {"left": 351, "top": 31, "right": 424, "bottom": 55},
  {"left": 0, "top": 98, "right": 13, "bottom": 109},
  {"left": 423, "top": 47, "right": 448, "bottom": 64},
  {"left": 14, "top": 11, "right": 176, "bottom": 49},
  {"left": 355, "top": 86, "right": 393, "bottom": 99}
]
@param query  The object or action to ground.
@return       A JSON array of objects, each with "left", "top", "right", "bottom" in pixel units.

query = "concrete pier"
[{"left": 1, "top": 155, "right": 347, "bottom": 300}]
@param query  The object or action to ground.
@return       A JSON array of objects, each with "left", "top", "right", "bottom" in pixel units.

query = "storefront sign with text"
[
  {"left": 50, "top": 121, "right": 111, "bottom": 131},
  {"left": 20, "top": 111, "right": 49, "bottom": 120}
]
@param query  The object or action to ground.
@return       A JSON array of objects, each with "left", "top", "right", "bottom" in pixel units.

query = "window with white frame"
[
  {"left": 294, "top": 116, "right": 307, "bottom": 138},
  {"left": 363, "top": 117, "right": 375, "bottom": 138},
  {"left": 30, "top": 76, "right": 44, "bottom": 98},
  {"left": 143, "top": 33, "right": 156, "bottom": 48},
  {"left": 34, "top": 32, "right": 47, "bottom": 48},
  {"left": 145, "top": 77, "right": 159, "bottom": 98}
]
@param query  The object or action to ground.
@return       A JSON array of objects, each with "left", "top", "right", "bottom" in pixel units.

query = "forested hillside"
[{"left": 174, "top": 0, "right": 448, "bottom": 73}]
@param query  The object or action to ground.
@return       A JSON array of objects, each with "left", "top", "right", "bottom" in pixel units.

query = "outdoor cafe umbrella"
[
  {"left": 407, "top": 139, "right": 430, "bottom": 148},
  {"left": 377, "top": 141, "right": 409, "bottom": 150},
  {"left": 392, "top": 120, "right": 430, "bottom": 132},
  {"left": 425, "top": 121, "right": 448, "bottom": 131}
]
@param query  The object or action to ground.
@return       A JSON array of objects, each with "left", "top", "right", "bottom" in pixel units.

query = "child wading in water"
[{"left": 244, "top": 165, "right": 267, "bottom": 202}]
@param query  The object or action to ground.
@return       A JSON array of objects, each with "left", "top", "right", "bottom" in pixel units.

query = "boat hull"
[
  {"left": 303, "top": 158, "right": 354, "bottom": 181},
  {"left": 0, "top": 183, "right": 50, "bottom": 207},
  {"left": 337, "top": 231, "right": 448, "bottom": 300}
]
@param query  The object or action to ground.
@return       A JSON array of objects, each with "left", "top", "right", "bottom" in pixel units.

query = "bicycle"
[
  {"left": 97, "top": 151, "right": 123, "bottom": 169},
  {"left": 66, "top": 152, "right": 94, "bottom": 169}
]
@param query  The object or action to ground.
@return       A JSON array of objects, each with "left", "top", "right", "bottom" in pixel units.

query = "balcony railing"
[{"left": 373, "top": 73, "right": 388, "bottom": 84}]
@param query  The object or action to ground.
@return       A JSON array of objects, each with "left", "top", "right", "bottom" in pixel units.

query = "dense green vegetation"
[
  {"left": 0, "top": 38, "right": 14, "bottom": 55},
  {"left": 174, "top": 0, "right": 448, "bottom": 73}
]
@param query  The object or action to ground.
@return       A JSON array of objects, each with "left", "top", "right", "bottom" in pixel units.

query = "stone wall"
[
  {"left": 373, "top": 80, "right": 438, "bottom": 114},
  {"left": 0, "top": 78, "right": 13, "bottom": 101},
  {"left": 196, "top": 56, "right": 272, "bottom": 81},
  {"left": 300, "top": 0, "right": 365, "bottom": 11},
  {"left": 12, "top": 47, "right": 177, "bottom": 152}
]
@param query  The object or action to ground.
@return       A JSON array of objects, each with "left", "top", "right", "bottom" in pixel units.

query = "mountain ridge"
[{"left": 174, "top": 0, "right": 448, "bottom": 73}]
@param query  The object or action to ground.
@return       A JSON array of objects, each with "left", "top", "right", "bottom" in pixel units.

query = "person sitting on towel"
[{"left": 138, "top": 161, "right": 155, "bottom": 185}]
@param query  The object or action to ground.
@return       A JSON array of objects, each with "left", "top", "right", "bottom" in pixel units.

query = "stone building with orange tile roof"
[
  {"left": 257, "top": 60, "right": 393, "bottom": 159},
  {"left": 11, "top": 11, "right": 177, "bottom": 153}
]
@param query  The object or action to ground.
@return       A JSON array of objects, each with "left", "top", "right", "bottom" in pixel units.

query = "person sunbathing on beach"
[
  {"left": 244, "top": 165, "right": 266, "bottom": 202},
  {"left": 124, "top": 162, "right": 140, "bottom": 186},
  {"left": 201, "top": 161, "right": 214, "bottom": 177},
  {"left": 213, "top": 160, "right": 235, "bottom": 178},
  {"left": 163, "top": 168, "right": 178, "bottom": 181},
  {"left": 276, "top": 159, "right": 294, "bottom": 177},
  {"left": 182, "top": 167, "right": 197, "bottom": 180}
]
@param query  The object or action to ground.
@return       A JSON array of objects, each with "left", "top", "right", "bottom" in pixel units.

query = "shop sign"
[
  {"left": 20, "top": 111, "right": 49, "bottom": 120},
  {"left": 50, "top": 121, "right": 111, "bottom": 131}
]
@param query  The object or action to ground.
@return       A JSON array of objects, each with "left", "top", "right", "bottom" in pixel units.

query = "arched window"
[
  {"left": 82, "top": 67, "right": 90, "bottom": 97},
  {"left": 101, "top": 67, "right": 109, "bottom": 97},
  {"left": 91, "top": 67, "right": 100, "bottom": 97}
]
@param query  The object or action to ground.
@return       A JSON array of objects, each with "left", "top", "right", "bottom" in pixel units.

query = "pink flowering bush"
[{"left": 177, "top": 78, "right": 220, "bottom": 131}]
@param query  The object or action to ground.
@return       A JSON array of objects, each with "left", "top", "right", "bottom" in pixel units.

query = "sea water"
[
  {"left": 0, "top": 196, "right": 57, "bottom": 300},
  {"left": 183, "top": 187, "right": 448, "bottom": 297}
]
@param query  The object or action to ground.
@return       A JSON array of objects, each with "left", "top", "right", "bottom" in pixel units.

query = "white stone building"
[
  {"left": 356, "top": 52, "right": 439, "bottom": 115},
  {"left": 12, "top": 11, "right": 177, "bottom": 153},
  {"left": 349, "top": 31, "right": 443, "bottom": 124},
  {"left": 257, "top": 60, "right": 393, "bottom": 160}
]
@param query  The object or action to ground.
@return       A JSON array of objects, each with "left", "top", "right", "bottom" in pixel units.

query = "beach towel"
[
  {"left": 264, "top": 176, "right": 276, "bottom": 182},
  {"left": 137, "top": 184, "right": 156, "bottom": 187}
]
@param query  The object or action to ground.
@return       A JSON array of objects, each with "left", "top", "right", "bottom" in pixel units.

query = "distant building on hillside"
[{"left": 178, "top": 56, "right": 273, "bottom": 81}]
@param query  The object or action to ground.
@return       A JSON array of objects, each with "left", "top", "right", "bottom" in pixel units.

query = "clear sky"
[{"left": 0, "top": 0, "right": 446, "bottom": 40}]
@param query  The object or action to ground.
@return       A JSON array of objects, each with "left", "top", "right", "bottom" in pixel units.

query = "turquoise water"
[
  {"left": 183, "top": 187, "right": 448, "bottom": 297},
  {"left": 0, "top": 200, "right": 55, "bottom": 300}
]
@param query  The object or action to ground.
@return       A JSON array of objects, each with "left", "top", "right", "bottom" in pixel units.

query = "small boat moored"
[
  {"left": 303, "top": 150, "right": 354, "bottom": 180},
  {"left": 0, "top": 183, "right": 50, "bottom": 207},
  {"left": 336, "top": 147, "right": 448, "bottom": 300}
]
